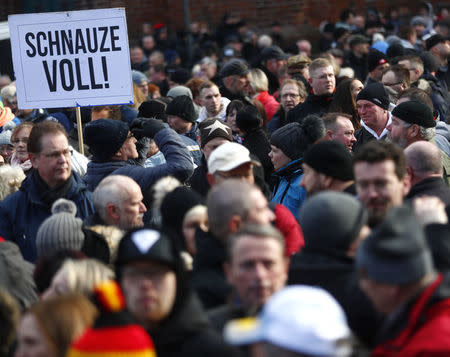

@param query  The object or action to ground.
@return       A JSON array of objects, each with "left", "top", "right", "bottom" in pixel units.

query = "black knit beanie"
[
  {"left": 368, "top": 49, "right": 388, "bottom": 72},
  {"left": 356, "top": 83, "right": 390, "bottom": 110},
  {"left": 303, "top": 141, "right": 353, "bottom": 181},
  {"left": 392, "top": 101, "right": 436, "bottom": 128},
  {"left": 270, "top": 123, "right": 304, "bottom": 160},
  {"left": 356, "top": 205, "right": 434, "bottom": 284},
  {"left": 160, "top": 186, "right": 204, "bottom": 247},
  {"left": 138, "top": 100, "right": 167, "bottom": 121},
  {"left": 84, "top": 119, "right": 129, "bottom": 162},
  {"left": 165, "top": 95, "right": 196, "bottom": 123}
]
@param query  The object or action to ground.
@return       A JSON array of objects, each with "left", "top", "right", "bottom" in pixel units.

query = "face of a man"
[
  {"left": 354, "top": 160, "right": 409, "bottom": 226},
  {"left": 398, "top": 59, "right": 420, "bottom": 82},
  {"left": 382, "top": 71, "right": 404, "bottom": 94},
  {"left": 200, "top": 85, "right": 222, "bottom": 116},
  {"left": 30, "top": 133, "right": 71, "bottom": 188},
  {"left": 130, "top": 47, "right": 144, "bottom": 64},
  {"left": 371, "top": 63, "right": 390, "bottom": 82},
  {"left": 226, "top": 235, "right": 288, "bottom": 308},
  {"left": 300, "top": 163, "right": 327, "bottom": 196},
  {"left": 357, "top": 99, "right": 386, "bottom": 131},
  {"left": 329, "top": 117, "right": 357, "bottom": 152},
  {"left": 118, "top": 183, "right": 147, "bottom": 230},
  {"left": 167, "top": 115, "right": 191, "bottom": 134},
  {"left": 214, "top": 162, "right": 255, "bottom": 185},
  {"left": 245, "top": 188, "right": 276, "bottom": 225},
  {"left": 309, "top": 65, "right": 335, "bottom": 96},
  {"left": 121, "top": 261, "right": 177, "bottom": 328},
  {"left": 230, "top": 74, "right": 250, "bottom": 95},
  {"left": 202, "top": 137, "right": 229, "bottom": 161},
  {"left": 118, "top": 132, "right": 139, "bottom": 161},
  {"left": 359, "top": 276, "right": 395, "bottom": 315},
  {"left": 268, "top": 145, "right": 291, "bottom": 171},
  {"left": 266, "top": 58, "right": 286, "bottom": 74},
  {"left": 280, "top": 84, "right": 301, "bottom": 112},
  {"left": 386, "top": 116, "right": 410, "bottom": 148}
]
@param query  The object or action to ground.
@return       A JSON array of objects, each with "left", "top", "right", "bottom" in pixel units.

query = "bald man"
[{"left": 405, "top": 141, "right": 450, "bottom": 205}]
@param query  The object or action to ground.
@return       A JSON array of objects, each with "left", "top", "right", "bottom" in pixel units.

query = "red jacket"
[
  {"left": 372, "top": 274, "right": 450, "bottom": 357},
  {"left": 255, "top": 91, "right": 279, "bottom": 121},
  {"left": 273, "top": 203, "right": 304, "bottom": 256}
]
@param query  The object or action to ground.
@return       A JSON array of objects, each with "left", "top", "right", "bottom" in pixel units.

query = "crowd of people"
[{"left": 1, "top": 2, "right": 450, "bottom": 357}]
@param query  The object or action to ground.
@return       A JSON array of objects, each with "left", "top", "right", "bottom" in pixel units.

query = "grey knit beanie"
[
  {"left": 356, "top": 205, "right": 434, "bottom": 284},
  {"left": 36, "top": 199, "right": 85, "bottom": 257}
]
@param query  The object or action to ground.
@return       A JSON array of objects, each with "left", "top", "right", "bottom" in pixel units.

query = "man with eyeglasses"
[
  {"left": 381, "top": 64, "right": 410, "bottom": 101},
  {"left": 83, "top": 118, "right": 193, "bottom": 192},
  {"left": 0, "top": 121, "right": 94, "bottom": 262},
  {"left": 287, "top": 58, "right": 336, "bottom": 124}
]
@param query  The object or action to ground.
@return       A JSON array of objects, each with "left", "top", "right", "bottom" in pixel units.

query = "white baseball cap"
[
  {"left": 224, "top": 286, "right": 352, "bottom": 357},
  {"left": 207, "top": 142, "right": 260, "bottom": 174}
]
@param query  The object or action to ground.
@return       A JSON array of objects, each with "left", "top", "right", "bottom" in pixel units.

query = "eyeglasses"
[
  {"left": 40, "top": 148, "right": 73, "bottom": 159},
  {"left": 383, "top": 81, "right": 402, "bottom": 87}
]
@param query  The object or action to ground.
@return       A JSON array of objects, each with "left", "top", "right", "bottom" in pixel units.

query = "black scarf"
[{"left": 33, "top": 170, "right": 73, "bottom": 208}]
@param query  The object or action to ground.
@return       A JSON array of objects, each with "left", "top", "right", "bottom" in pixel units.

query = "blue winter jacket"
[
  {"left": 0, "top": 172, "right": 94, "bottom": 262},
  {"left": 84, "top": 127, "right": 194, "bottom": 192},
  {"left": 271, "top": 158, "right": 306, "bottom": 217}
]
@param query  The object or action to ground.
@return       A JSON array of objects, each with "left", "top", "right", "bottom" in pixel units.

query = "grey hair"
[
  {"left": 418, "top": 126, "right": 435, "bottom": 141},
  {"left": 93, "top": 175, "right": 137, "bottom": 222}
]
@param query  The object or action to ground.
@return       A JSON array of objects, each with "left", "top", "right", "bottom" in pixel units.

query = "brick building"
[{"left": 1, "top": 0, "right": 447, "bottom": 41}]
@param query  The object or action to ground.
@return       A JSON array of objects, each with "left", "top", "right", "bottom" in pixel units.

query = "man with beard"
[
  {"left": 387, "top": 100, "right": 450, "bottom": 184},
  {"left": 218, "top": 59, "right": 253, "bottom": 105},
  {"left": 426, "top": 34, "right": 450, "bottom": 90},
  {"left": 353, "top": 141, "right": 410, "bottom": 227}
]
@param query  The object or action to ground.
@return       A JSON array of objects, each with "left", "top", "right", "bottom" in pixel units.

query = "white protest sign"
[{"left": 8, "top": 8, "right": 133, "bottom": 109}]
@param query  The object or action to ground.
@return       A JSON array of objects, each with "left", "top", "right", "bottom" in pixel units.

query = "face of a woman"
[
  {"left": 12, "top": 127, "right": 32, "bottom": 163},
  {"left": 350, "top": 80, "right": 364, "bottom": 99},
  {"left": 15, "top": 314, "right": 56, "bottom": 357},
  {"left": 226, "top": 109, "right": 239, "bottom": 132}
]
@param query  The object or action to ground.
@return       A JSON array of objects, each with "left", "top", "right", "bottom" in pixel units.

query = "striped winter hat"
[{"left": 67, "top": 280, "right": 156, "bottom": 357}]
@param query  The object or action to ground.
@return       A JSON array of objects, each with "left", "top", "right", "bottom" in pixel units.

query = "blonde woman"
[{"left": 15, "top": 293, "right": 97, "bottom": 357}]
